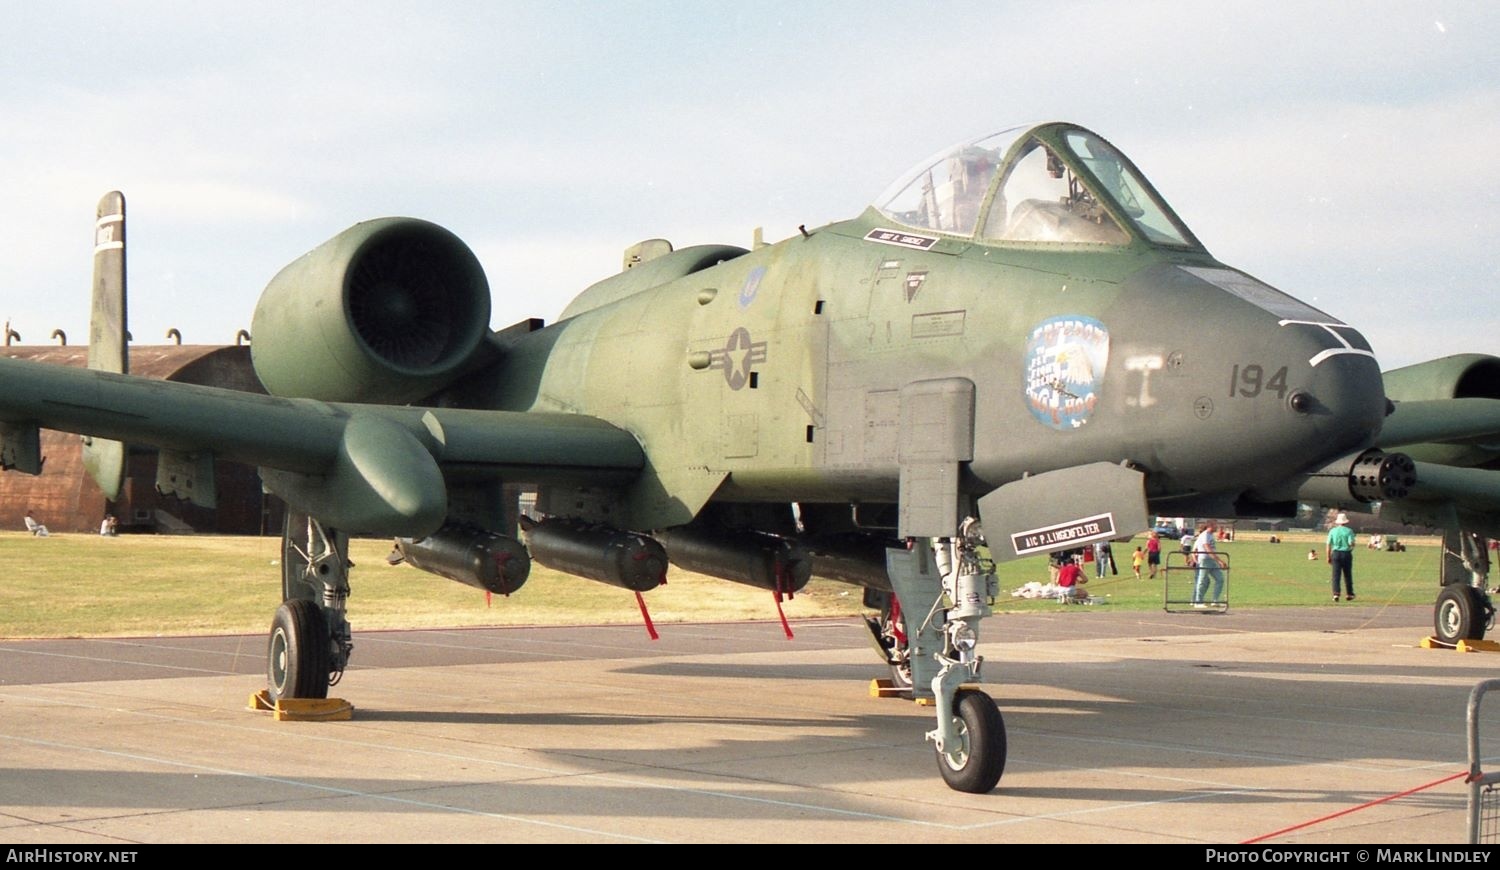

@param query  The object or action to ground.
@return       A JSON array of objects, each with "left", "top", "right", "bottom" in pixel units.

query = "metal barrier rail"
[
  {"left": 1467, "top": 678, "right": 1500, "bottom": 843},
  {"left": 1162, "top": 549, "right": 1230, "bottom": 613}
]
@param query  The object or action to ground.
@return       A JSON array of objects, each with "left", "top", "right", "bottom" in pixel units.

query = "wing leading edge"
[
  {"left": 0, "top": 355, "right": 644, "bottom": 537},
  {"left": 1372, "top": 396, "right": 1500, "bottom": 535}
]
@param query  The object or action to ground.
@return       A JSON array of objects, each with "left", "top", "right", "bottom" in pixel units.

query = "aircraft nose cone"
[
  {"left": 1294, "top": 348, "right": 1387, "bottom": 453},
  {"left": 1153, "top": 304, "right": 1385, "bottom": 491},
  {"left": 1223, "top": 319, "right": 1387, "bottom": 489},
  {"left": 1114, "top": 263, "right": 1388, "bottom": 494}
]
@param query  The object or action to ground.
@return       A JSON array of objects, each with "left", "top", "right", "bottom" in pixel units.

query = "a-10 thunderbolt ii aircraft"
[{"left": 2, "top": 120, "right": 1499, "bottom": 794}]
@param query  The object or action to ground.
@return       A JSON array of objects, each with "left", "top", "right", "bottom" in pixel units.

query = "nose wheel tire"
[
  {"left": 268, "top": 599, "right": 331, "bottom": 702},
  {"left": 935, "top": 688, "right": 1007, "bottom": 793}
]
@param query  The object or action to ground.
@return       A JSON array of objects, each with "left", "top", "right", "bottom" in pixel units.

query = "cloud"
[{"left": 0, "top": 2, "right": 1495, "bottom": 369}]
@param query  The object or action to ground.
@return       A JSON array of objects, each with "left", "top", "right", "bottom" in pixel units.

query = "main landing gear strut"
[
  {"left": 268, "top": 512, "right": 353, "bottom": 702},
  {"left": 883, "top": 520, "right": 1007, "bottom": 793},
  {"left": 1434, "top": 529, "right": 1496, "bottom": 646}
]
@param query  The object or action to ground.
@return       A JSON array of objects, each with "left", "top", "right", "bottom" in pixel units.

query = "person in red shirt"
[
  {"left": 1058, "top": 553, "right": 1086, "bottom": 602},
  {"left": 1146, "top": 531, "right": 1162, "bottom": 579}
]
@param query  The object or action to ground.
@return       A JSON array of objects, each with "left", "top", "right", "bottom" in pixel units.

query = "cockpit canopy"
[{"left": 874, "top": 122, "right": 1199, "bottom": 248}]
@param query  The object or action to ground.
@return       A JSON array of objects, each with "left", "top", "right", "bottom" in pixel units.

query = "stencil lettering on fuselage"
[
  {"left": 1012, "top": 512, "right": 1117, "bottom": 556},
  {"left": 904, "top": 270, "right": 928, "bottom": 302},
  {"left": 864, "top": 228, "right": 940, "bottom": 250}
]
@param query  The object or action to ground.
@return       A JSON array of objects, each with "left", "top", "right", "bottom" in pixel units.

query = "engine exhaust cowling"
[
  {"left": 1383, "top": 354, "right": 1500, "bottom": 402},
  {"left": 251, "top": 218, "right": 492, "bottom": 403},
  {"left": 1381, "top": 354, "right": 1500, "bottom": 467}
]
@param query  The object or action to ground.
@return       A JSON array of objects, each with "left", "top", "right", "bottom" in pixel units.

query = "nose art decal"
[{"left": 1024, "top": 316, "right": 1110, "bottom": 430}]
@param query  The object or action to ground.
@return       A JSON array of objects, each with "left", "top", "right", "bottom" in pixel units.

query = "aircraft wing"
[
  {"left": 1363, "top": 397, "right": 1500, "bottom": 536},
  {"left": 1405, "top": 462, "right": 1500, "bottom": 509},
  {"left": 1379, "top": 398, "right": 1500, "bottom": 459},
  {"left": 0, "top": 355, "right": 644, "bottom": 537}
]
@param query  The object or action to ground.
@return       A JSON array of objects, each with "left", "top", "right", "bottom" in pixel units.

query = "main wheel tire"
[
  {"left": 873, "top": 601, "right": 913, "bottom": 695},
  {"left": 889, "top": 659, "right": 914, "bottom": 692},
  {"left": 1435, "top": 586, "right": 1487, "bottom": 645},
  {"left": 935, "top": 688, "right": 1007, "bottom": 793},
  {"left": 268, "top": 599, "right": 330, "bottom": 702}
]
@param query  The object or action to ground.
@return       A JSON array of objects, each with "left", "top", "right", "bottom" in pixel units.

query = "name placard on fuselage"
[
  {"left": 1011, "top": 512, "right": 1117, "bottom": 557},
  {"left": 865, "top": 228, "right": 939, "bottom": 250}
]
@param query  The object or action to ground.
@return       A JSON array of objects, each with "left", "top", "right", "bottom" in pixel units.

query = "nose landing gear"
[
  {"left": 935, "top": 688, "right": 1008, "bottom": 793},
  {"left": 884, "top": 524, "right": 1008, "bottom": 793}
]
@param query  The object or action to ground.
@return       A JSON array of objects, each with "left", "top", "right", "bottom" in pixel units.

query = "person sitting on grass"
[
  {"left": 1058, "top": 554, "right": 1087, "bottom": 602},
  {"left": 24, "top": 511, "right": 49, "bottom": 537}
]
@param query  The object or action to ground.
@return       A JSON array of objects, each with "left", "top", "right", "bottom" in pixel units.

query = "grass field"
[
  {"left": 990, "top": 530, "right": 1443, "bottom": 612},
  {"left": 0, "top": 530, "right": 1446, "bottom": 638}
]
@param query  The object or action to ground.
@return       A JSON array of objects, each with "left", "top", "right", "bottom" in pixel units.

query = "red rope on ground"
[
  {"left": 634, "top": 590, "right": 659, "bottom": 640},
  {"left": 1240, "top": 770, "right": 1469, "bottom": 843}
]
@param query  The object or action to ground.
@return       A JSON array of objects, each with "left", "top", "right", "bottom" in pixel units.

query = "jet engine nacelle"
[
  {"left": 1382, "top": 354, "right": 1500, "bottom": 467},
  {"left": 398, "top": 526, "right": 531, "bottom": 595},
  {"left": 655, "top": 527, "right": 812, "bottom": 594},
  {"left": 1383, "top": 354, "right": 1500, "bottom": 402},
  {"left": 251, "top": 218, "right": 492, "bottom": 403}
]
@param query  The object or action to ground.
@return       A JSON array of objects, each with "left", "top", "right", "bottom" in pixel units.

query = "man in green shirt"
[{"left": 1327, "top": 512, "right": 1356, "bottom": 602}]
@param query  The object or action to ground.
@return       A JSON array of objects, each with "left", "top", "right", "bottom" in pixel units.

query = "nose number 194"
[{"left": 1229, "top": 363, "right": 1288, "bottom": 400}]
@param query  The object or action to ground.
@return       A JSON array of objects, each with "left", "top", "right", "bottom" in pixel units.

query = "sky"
[{"left": 0, "top": 1, "right": 1495, "bottom": 369}]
